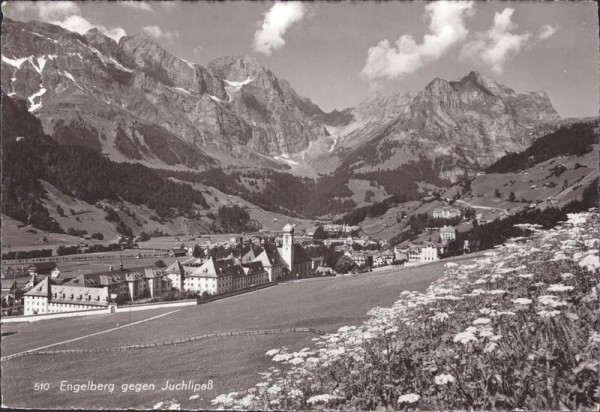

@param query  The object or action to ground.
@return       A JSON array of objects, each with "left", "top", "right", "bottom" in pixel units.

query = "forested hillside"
[
  {"left": 486, "top": 121, "right": 598, "bottom": 174},
  {"left": 1, "top": 93, "right": 208, "bottom": 232}
]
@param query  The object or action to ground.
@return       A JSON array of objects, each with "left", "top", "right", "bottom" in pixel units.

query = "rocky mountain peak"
[
  {"left": 208, "top": 55, "right": 273, "bottom": 82},
  {"left": 424, "top": 77, "right": 454, "bottom": 96},
  {"left": 84, "top": 28, "right": 119, "bottom": 56},
  {"left": 457, "top": 70, "right": 514, "bottom": 97}
]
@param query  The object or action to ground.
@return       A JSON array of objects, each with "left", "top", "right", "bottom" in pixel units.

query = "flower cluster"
[{"left": 202, "top": 212, "right": 599, "bottom": 410}]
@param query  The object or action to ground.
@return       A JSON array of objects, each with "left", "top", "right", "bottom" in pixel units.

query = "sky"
[{"left": 4, "top": 0, "right": 599, "bottom": 118}]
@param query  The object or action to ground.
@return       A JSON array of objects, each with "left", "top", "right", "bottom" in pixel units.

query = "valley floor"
[{"left": 0, "top": 258, "right": 476, "bottom": 410}]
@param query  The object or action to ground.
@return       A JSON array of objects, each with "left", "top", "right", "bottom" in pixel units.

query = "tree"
[
  {"left": 192, "top": 244, "right": 204, "bottom": 258},
  {"left": 335, "top": 256, "right": 355, "bottom": 274},
  {"left": 508, "top": 191, "right": 516, "bottom": 202},
  {"left": 323, "top": 247, "right": 343, "bottom": 268},
  {"left": 90, "top": 232, "right": 104, "bottom": 240},
  {"left": 313, "top": 225, "right": 327, "bottom": 240},
  {"left": 494, "top": 188, "right": 501, "bottom": 198},
  {"left": 154, "top": 259, "right": 167, "bottom": 268}
]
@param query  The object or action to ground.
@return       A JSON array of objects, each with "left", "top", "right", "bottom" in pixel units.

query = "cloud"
[
  {"left": 538, "top": 24, "right": 558, "bottom": 40},
  {"left": 38, "top": 1, "right": 80, "bottom": 20},
  {"left": 10, "top": 2, "right": 37, "bottom": 13},
  {"left": 142, "top": 25, "right": 180, "bottom": 40},
  {"left": 14, "top": 1, "right": 127, "bottom": 42},
  {"left": 120, "top": 1, "right": 154, "bottom": 12},
  {"left": 461, "top": 8, "right": 531, "bottom": 74},
  {"left": 253, "top": 2, "right": 306, "bottom": 55},
  {"left": 361, "top": 1, "right": 474, "bottom": 80},
  {"left": 50, "top": 15, "right": 126, "bottom": 42}
]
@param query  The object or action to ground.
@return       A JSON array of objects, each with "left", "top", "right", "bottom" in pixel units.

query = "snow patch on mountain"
[
  {"left": 62, "top": 71, "right": 83, "bottom": 90},
  {"left": 28, "top": 87, "right": 47, "bottom": 112},
  {"left": 224, "top": 77, "right": 254, "bottom": 90},
  {"left": 180, "top": 58, "right": 196, "bottom": 69},
  {"left": 2, "top": 55, "right": 28, "bottom": 69},
  {"left": 109, "top": 57, "right": 133, "bottom": 73},
  {"left": 208, "top": 94, "right": 224, "bottom": 103}
]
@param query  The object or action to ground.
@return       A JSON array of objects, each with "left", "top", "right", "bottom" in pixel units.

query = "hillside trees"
[{"left": 486, "top": 121, "right": 598, "bottom": 173}]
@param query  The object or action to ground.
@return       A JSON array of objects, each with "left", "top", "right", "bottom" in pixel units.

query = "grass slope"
[{"left": 0, "top": 259, "right": 471, "bottom": 409}]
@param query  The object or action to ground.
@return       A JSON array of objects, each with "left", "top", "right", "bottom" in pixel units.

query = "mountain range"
[{"left": 2, "top": 17, "right": 562, "bottom": 181}]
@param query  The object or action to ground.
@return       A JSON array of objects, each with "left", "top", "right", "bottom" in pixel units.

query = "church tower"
[{"left": 281, "top": 223, "right": 294, "bottom": 270}]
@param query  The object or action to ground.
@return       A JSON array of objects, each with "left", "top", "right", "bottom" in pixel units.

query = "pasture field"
[{"left": 0, "top": 258, "right": 477, "bottom": 410}]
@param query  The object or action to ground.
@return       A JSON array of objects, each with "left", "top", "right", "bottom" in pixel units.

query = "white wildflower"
[
  {"left": 547, "top": 284, "right": 575, "bottom": 293},
  {"left": 307, "top": 394, "right": 339, "bottom": 404},
  {"left": 434, "top": 374, "right": 456, "bottom": 385},
  {"left": 538, "top": 309, "right": 561, "bottom": 318},
  {"left": 266, "top": 385, "right": 281, "bottom": 395},
  {"left": 432, "top": 312, "right": 450, "bottom": 322},
  {"left": 265, "top": 349, "right": 280, "bottom": 356},
  {"left": 589, "top": 331, "right": 600, "bottom": 346},
  {"left": 473, "top": 317, "right": 491, "bottom": 325},
  {"left": 513, "top": 298, "right": 532, "bottom": 305},
  {"left": 454, "top": 331, "right": 478, "bottom": 345},
  {"left": 398, "top": 393, "right": 420, "bottom": 404},
  {"left": 484, "top": 341, "right": 499, "bottom": 353}
]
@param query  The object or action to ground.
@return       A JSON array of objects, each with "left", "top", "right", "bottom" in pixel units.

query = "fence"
[
  {"left": 0, "top": 307, "right": 110, "bottom": 324},
  {"left": 196, "top": 282, "right": 277, "bottom": 304},
  {"left": 1, "top": 327, "right": 326, "bottom": 361},
  {"left": 2, "top": 250, "right": 169, "bottom": 265}
]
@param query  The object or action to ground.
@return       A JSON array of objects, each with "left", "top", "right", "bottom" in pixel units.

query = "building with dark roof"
[
  {"left": 255, "top": 224, "right": 315, "bottom": 279},
  {"left": 182, "top": 257, "right": 268, "bottom": 295},
  {"left": 24, "top": 277, "right": 109, "bottom": 315}
]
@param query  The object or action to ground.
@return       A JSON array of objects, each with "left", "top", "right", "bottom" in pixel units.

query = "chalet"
[
  {"left": 169, "top": 248, "right": 188, "bottom": 258},
  {"left": 26, "top": 262, "right": 60, "bottom": 277},
  {"left": 345, "top": 251, "right": 367, "bottom": 268}
]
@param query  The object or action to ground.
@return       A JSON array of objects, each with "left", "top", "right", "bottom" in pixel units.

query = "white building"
[
  {"left": 433, "top": 207, "right": 462, "bottom": 220},
  {"left": 182, "top": 257, "right": 269, "bottom": 295},
  {"left": 407, "top": 243, "right": 440, "bottom": 263},
  {"left": 440, "top": 225, "right": 456, "bottom": 243},
  {"left": 24, "top": 277, "right": 109, "bottom": 316}
]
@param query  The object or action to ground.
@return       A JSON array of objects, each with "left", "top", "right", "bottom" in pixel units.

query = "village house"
[
  {"left": 432, "top": 207, "right": 462, "bottom": 220},
  {"left": 345, "top": 251, "right": 367, "bottom": 268},
  {"left": 407, "top": 243, "right": 440, "bottom": 263},
  {"left": 168, "top": 248, "right": 188, "bottom": 258},
  {"left": 24, "top": 262, "right": 63, "bottom": 289},
  {"left": 439, "top": 225, "right": 456, "bottom": 243}
]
